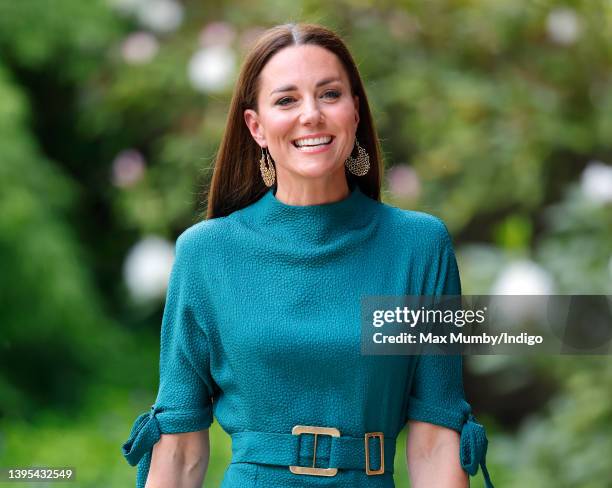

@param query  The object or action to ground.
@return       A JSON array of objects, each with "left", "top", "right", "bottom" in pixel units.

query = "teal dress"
[{"left": 122, "top": 183, "right": 493, "bottom": 487}]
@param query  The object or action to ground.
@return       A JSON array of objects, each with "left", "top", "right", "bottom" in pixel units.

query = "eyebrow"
[{"left": 269, "top": 77, "right": 342, "bottom": 96}]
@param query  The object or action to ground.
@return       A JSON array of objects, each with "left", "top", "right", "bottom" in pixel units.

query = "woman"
[{"left": 122, "top": 23, "right": 493, "bottom": 488}]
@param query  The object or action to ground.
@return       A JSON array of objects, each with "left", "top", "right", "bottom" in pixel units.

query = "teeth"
[{"left": 294, "top": 136, "right": 332, "bottom": 147}]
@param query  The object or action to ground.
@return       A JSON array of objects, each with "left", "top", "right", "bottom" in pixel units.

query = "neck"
[{"left": 273, "top": 169, "right": 350, "bottom": 207}]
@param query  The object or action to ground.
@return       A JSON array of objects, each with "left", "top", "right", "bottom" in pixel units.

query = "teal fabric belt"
[
  {"left": 230, "top": 430, "right": 396, "bottom": 474},
  {"left": 122, "top": 406, "right": 493, "bottom": 487}
]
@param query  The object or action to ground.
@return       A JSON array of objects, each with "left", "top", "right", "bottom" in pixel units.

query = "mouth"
[{"left": 292, "top": 135, "right": 335, "bottom": 148}]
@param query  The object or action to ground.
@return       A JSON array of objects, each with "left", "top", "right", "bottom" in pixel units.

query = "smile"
[
  {"left": 292, "top": 138, "right": 335, "bottom": 154},
  {"left": 292, "top": 135, "right": 334, "bottom": 147},
  {"left": 292, "top": 135, "right": 335, "bottom": 154}
]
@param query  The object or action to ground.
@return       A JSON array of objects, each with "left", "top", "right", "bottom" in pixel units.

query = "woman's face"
[{"left": 244, "top": 44, "right": 359, "bottom": 186}]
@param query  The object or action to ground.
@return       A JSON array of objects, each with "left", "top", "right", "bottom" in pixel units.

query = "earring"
[
  {"left": 259, "top": 146, "right": 276, "bottom": 187},
  {"left": 345, "top": 138, "right": 370, "bottom": 176}
]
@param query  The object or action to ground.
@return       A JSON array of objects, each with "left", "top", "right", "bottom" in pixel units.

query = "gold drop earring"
[
  {"left": 259, "top": 146, "right": 276, "bottom": 187},
  {"left": 344, "top": 138, "right": 370, "bottom": 176}
]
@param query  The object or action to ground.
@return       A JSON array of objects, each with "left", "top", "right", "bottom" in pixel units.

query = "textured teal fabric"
[{"left": 122, "top": 182, "right": 493, "bottom": 487}]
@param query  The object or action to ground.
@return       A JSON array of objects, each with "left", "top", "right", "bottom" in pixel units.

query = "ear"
[
  {"left": 353, "top": 95, "right": 360, "bottom": 126},
  {"left": 244, "top": 109, "right": 266, "bottom": 147}
]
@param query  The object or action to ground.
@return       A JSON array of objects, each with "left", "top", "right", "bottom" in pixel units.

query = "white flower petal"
[
  {"left": 123, "top": 236, "right": 175, "bottom": 303},
  {"left": 187, "top": 46, "right": 236, "bottom": 93},
  {"left": 492, "top": 260, "right": 555, "bottom": 295},
  {"left": 136, "top": 0, "right": 183, "bottom": 33},
  {"left": 580, "top": 160, "right": 612, "bottom": 204},
  {"left": 490, "top": 260, "right": 555, "bottom": 326},
  {"left": 546, "top": 7, "right": 581, "bottom": 45}
]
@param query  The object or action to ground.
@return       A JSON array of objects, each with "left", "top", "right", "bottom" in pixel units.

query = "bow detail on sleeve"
[
  {"left": 460, "top": 413, "right": 494, "bottom": 488},
  {"left": 122, "top": 405, "right": 163, "bottom": 466}
]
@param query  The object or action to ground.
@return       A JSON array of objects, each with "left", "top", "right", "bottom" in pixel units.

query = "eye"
[
  {"left": 275, "top": 90, "right": 341, "bottom": 107},
  {"left": 275, "top": 96, "right": 295, "bottom": 106},
  {"left": 323, "top": 90, "right": 341, "bottom": 99}
]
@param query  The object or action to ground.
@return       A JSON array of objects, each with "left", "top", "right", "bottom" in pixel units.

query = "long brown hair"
[{"left": 205, "top": 22, "right": 383, "bottom": 219}]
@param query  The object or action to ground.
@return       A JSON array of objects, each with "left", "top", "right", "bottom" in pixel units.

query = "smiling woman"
[
  {"left": 204, "top": 23, "right": 383, "bottom": 216},
  {"left": 121, "top": 22, "right": 493, "bottom": 488},
  {"left": 242, "top": 44, "right": 359, "bottom": 199}
]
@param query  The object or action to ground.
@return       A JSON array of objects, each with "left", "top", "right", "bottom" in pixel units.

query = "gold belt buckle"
[
  {"left": 289, "top": 425, "right": 340, "bottom": 477},
  {"left": 365, "top": 432, "right": 385, "bottom": 475}
]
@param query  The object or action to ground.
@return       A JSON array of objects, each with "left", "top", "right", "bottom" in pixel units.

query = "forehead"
[{"left": 259, "top": 44, "right": 349, "bottom": 94}]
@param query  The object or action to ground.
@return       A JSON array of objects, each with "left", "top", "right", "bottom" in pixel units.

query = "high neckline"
[
  {"left": 236, "top": 183, "right": 378, "bottom": 246},
  {"left": 268, "top": 182, "right": 360, "bottom": 214}
]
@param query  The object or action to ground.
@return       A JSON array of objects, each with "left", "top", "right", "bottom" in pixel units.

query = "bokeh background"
[{"left": 1, "top": 0, "right": 611, "bottom": 486}]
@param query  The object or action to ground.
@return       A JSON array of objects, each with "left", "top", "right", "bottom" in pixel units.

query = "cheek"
[
  {"left": 327, "top": 103, "right": 358, "bottom": 131},
  {"left": 262, "top": 113, "right": 294, "bottom": 140}
]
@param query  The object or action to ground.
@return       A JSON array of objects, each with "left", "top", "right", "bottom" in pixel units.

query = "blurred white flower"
[
  {"left": 136, "top": 0, "right": 183, "bottom": 34},
  {"left": 490, "top": 259, "right": 555, "bottom": 328},
  {"left": 188, "top": 45, "right": 236, "bottom": 93},
  {"left": 123, "top": 236, "right": 175, "bottom": 303},
  {"left": 121, "top": 31, "right": 159, "bottom": 64},
  {"left": 112, "top": 149, "right": 146, "bottom": 188},
  {"left": 387, "top": 164, "right": 421, "bottom": 199},
  {"left": 580, "top": 160, "right": 612, "bottom": 204},
  {"left": 199, "top": 21, "right": 236, "bottom": 47},
  {"left": 546, "top": 7, "right": 581, "bottom": 45},
  {"left": 492, "top": 259, "right": 555, "bottom": 295}
]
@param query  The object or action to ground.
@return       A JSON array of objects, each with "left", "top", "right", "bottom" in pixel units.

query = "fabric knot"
[
  {"left": 460, "top": 414, "right": 494, "bottom": 488},
  {"left": 122, "top": 405, "right": 163, "bottom": 466}
]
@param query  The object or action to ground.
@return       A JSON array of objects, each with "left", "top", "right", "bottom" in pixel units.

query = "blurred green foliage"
[{"left": 0, "top": 0, "right": 610, "bottom": 486}]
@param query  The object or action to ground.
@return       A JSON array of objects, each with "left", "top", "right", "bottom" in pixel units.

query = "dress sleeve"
[
  {"left": 121, "top": 232, "right": 215, "bottom": 488},
  {"left": 405, "top": 220, "right": 494, "bottom": 488}
]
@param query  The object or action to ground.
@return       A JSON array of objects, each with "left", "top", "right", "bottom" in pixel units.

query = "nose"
[{"left": 299, "top": 97, "right": 323, "bottom": 125}]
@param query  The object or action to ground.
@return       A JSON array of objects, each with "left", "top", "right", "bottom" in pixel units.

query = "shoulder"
[
  {"left": 174, "top": 214, "right": 238, "bottom": 261},
  {"left": 374, "top": 199, "right": 453, "bottom": 250}
]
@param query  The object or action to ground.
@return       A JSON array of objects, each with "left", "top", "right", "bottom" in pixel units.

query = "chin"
[{"left": 293, "top": 163, "right": 340, "bottom": 179}]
